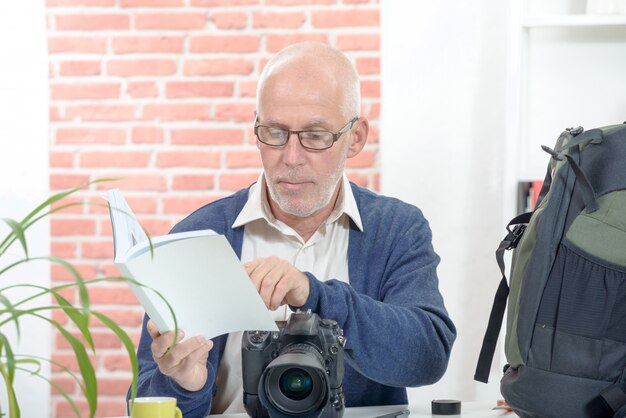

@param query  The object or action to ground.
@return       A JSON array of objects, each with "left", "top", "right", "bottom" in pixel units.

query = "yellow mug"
[{"left": 130, "top": 397, "right": 182, "bottom": 418}]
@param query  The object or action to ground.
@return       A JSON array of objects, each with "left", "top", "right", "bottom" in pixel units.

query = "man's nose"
[{"left": 282, "top": 132, "right": 306, "bottom": 165}]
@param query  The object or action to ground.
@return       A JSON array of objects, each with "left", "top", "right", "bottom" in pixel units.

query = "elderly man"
[{"left": 130, "top": 42, "right": 456, "bottom": 417}]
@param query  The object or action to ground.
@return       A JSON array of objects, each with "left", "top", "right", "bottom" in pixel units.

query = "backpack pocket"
[{"left": 529, "top": 190, "right": 626, "bottom": 382}]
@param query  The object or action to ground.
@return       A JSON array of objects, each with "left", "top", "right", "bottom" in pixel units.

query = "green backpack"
[{"left": 475, "top": 123, "right": 626, "bottom": 418}]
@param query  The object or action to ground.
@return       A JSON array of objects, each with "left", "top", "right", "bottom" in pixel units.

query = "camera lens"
[{"left": 279, "top": 368, "right": 313, "bottom": 400}]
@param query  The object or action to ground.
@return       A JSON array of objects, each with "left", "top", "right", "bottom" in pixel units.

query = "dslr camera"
[{"left": 242, "top": 310, "right": 346, "bottom": 418}]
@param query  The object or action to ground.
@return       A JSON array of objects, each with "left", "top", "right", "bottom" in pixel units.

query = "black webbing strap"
[
  {"left": 600, "top": 385, "right": 626, "bottom": 417},
  {"left": 474, "top": 212, "right": 532, "bottom": 383}
]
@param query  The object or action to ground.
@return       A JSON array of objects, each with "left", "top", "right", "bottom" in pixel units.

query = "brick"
[
  {"left": 312, "top": 10, "right": 379, "bottom": 27},
  {"left": 50, "top": 106, "right": 63, "bottom": 121},
  {"left": 140, "top": 218, "right": 173, "bottom": 235},
  {"left": 219, "top": 172, "right": 260, "bottom": 191},
  {"left": 50, "top": 151, "right": 74, "bottom": 168},
  {"left": 55, "top": 398, "right": 127, "bottom": 418},
  {"left": 81, "top": 241, "right": 114, "bottom": 259},
  {"left": 225, "top": 150, "right": 262, "bottom": 168},
  {"left": 155, "top": 151, "right": 220, "bottom": 168},
  {"left": 79, "top": 151, "right": 150, "bottom": 168},
  {"left": 50, "top": 83, "right": 120, "bottom": 100},
  {"left": 346, "top": 149, "right": 376, "bottom": 167},
  {"left": 50, "top": 353, "right": 96, "bottom": 373},
  {"left": 50, "top": 377, "right": 76, "bottom": 396},
  {"left": 50, "top": 174, "right": 90, "bottom": 190},
  {"left": 51, "top": 219, "right": 96, "bottom": 236},
  {"left": 120, "top": 196, "right": 158, "bottom": 213},
  {"left": 59, "top": 61, "right": 101, "bottom": 76},
  {"left": 56, "top": 14, "right": 130, "bottom": 31},
  {"left": 48, "top": 37, "right": 107, "bottom": 54},
  {"left": 165, "top": 81, "right": 233, "bottom": 98},
  {"left": 191, "top": 0, "right": 257, "bottom": 4},
  {"left": 239, "top": 80, "right": 257, "bottom": 97},
  {"left": 265, "top": 0, "right": 333, "bottom": 4},
  {"left": 88, "top": 286, "right": 138, "bottom": 304},
  {"left": 52, "top": 310, "right": 69, "bottom": 326},
  {"left": 343, "top": 0, "right": 370, "bottom": 2},
  {"left": 214, "top": 103, "right": 256, "bottom": 122},
  {"left": 252, "top": 11, "right": 305, "bottom": 29},
  {"left": 364, "top": 102, "right": 380, "bottom": 119},
  {"left": 336, "top": 34, "right": 380, "bottom": 50},
  {"left": 163, "top": 196, "right": 213, "bottom": 214},
  {"left": 360, "top": 80, "right": 380, "bottom": 97},
  {"left": 98, "top": 175, "right": 167, "bottom": 191},
  {"left": 131, "top": 126, "right": 164, "bottom": 144},
  {"left": 171, "top": 129, "right": 243, "bottom": 145},
  {"left": 368, "top": 124, "right": 379, "bottom": 143},
  {"left": 47, "top": 0, "right": 114, "bottom": 5},
  {"left": 65, "top": 105, "right": 136, "bottom": 121},
  {"left": 135, "top": 13, "right": 206, "bottom": 30},
  {"left": 55, "top": 331, "right": 122, "bottom": 350},
  {"left": 50, "top": 263, "right": 96, "bottom": 282},
  {"left": 107, "top": 59, "right": 177, "bottom": 77},
  {"left": 112, "top": 36, "right": 184, "bottom": 54},
  {"left": 52, "top": 242, "right": 77, "bottom": 258},
  {"left": 51, "top": 196, "right": 84, "bottom": 215},
  {"left": 266, "top": 34, "right": 328, "bottom": 52},
  {"left": 372, "top": 172, "right": 380, "bottom": 191},
  {"left": 172, "top": 175, "right": 215, "bottom": 190},
  {"left": 346, "top": 172, "right": 368, "bottom": 187},
  {"left": 183, "top": 58, "right": 253, "bottom": 76},
  {"left": 91, "top": 309, "right": 144, "bottom": 327},
  {"left": 120, "top": 0, "right": 182, "bottom": 6},
  {"left": 97, "top": 378, "right": 131, "bottom": 396},
  {"left": 189, "top": 35, "right": 259, "bottom": 53},
  {"left": 210, "top": 12, "right": 247, "bottom": 29},
  {"left": 127, "top": 81, "right": 159, "bottom": 98},
  {"left": 56, "top": 128, "right": 126, "bottom": 145},
  {"left": 103, "top": 354, "right": 132, "bottom": 372},
  {"left": 356, "top": 57, "right": 380, "bottom": 75},
  {"left": 51, "top": 287, "right": 76, "bottom": 304},
  {"left": 142, "top": 103, "right": 209, "bottom": 121}
]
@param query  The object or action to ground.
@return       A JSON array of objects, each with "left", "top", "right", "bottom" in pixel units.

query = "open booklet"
[{"left": 106, "top": 188, "right": 278, "bottom": 339}]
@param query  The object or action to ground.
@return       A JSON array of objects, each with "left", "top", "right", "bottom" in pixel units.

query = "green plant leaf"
[
  {"left": 0, "top": 293, "right": 21, "bottom": 340},
  {"left": 1, "top": 218, "right": 27, "bottom": 258},
  {"left": 0, "top": 362, "right": 20, "bottom": 418},
  {"left": 0, "top": 333, "right": 16, "bottom": 385}
]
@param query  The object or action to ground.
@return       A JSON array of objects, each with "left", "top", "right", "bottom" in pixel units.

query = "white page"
[{"left": 122, "top": 233, "right": 278, "bottom": 339}]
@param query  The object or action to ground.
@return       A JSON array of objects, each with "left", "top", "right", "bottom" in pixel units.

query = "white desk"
[{"left": 112, "top": 401, "right": 517, "bottom": 418}]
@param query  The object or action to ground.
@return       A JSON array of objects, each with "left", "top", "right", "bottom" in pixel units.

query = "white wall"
[
  {"left": 0, "top": 3, "right": 51, "bottom": 417},
  {"left": 381, "top": 0, "right": 509, "bottom": 403}
]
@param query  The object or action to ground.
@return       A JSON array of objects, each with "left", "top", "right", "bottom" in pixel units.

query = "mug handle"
[{"left": 175, "top": 406, "right": 183, "bottom": 418}]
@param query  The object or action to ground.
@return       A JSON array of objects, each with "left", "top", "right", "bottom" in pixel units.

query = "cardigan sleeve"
[{"left": 296, "top": 199, "right": 456, "bottom": 387}]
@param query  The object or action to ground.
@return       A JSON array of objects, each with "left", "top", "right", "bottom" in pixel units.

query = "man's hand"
[
  {"left": 147, "top": 320, "right": 213, "bottom": 392},
  {"left": 244, "top": 256, "right": 310, "bottom": 310}
]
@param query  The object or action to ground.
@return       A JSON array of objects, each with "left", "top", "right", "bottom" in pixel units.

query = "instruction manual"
[{"left": 106, "top": 188, "right": 278, "bottom": 339}]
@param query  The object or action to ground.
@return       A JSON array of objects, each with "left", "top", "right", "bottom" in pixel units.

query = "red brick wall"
[{"left": 46, "top": 1, "right": 380, "bottom": 416}]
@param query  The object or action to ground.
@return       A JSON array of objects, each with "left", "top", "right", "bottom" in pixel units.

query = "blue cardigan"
[{"left": 131, "top": 183, "right": 456, "bottom": 417}]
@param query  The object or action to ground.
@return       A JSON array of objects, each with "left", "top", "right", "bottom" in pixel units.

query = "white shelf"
[{"left": 523, "top": 14, "right": 626, "bottom": 27}]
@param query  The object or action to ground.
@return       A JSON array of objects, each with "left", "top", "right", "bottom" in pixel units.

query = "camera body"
[{"left": 242, "top": 310, "right": 346, "bottom": 418}]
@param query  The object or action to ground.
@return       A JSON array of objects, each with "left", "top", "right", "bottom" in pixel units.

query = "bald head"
[{"left": 256, "top": 42, "right": 360, "bottom": 120}]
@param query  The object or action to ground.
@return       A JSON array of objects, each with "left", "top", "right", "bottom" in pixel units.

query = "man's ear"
[{"left": 347, "top": 117, "right": 369, "bottom": 158}]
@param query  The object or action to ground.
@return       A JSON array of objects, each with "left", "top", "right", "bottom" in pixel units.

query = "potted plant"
[{"left": 0, "top": 180, "right": 140, "bottom": 418}]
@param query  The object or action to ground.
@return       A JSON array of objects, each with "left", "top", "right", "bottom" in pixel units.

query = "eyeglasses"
[{"left": 254, "top": 117, "right": 359, "bottom": 151}]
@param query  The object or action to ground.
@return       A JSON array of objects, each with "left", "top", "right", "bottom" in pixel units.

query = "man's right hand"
[{"left": 147, "top": 319, "right": 213, "bottom": 392}]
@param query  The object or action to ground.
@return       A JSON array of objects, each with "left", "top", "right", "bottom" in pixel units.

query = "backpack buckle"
[{"left": 506, "top": 224, "right": 526, "bottom": 250}]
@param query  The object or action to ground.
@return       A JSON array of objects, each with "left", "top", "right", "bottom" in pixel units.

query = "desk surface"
[{"left": 113, "top": 401, "right": 516, "bottom": 418}]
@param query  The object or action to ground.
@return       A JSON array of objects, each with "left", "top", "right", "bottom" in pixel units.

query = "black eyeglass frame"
[{"left": 254, "top": 116, "right": 359, "bottom": 151}]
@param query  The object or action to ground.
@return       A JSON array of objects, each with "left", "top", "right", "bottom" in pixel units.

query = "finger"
[
  {"left": 151, "top": 329, "right": 184, "bottom": 360},
  {"left": 159, "top": 336, "right": 209, "bottom": 372},
  {"left": 259, "top": 262, "right": 289, "bottom": 309},
  {"left": 146, "top": 320, "right": 161, "bottom": 340}
]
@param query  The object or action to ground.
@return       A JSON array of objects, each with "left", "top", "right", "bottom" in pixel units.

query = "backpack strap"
[
  {"left": 599, "top": 384, "right": 626, "bottom": 417},
  {"left": 474, "top": 212, "right": 532, "bottom": 383}
]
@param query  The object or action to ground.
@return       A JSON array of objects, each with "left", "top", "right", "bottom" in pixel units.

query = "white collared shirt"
[{"left": 210, "top": 173, "right": 362, "bottom": 414}]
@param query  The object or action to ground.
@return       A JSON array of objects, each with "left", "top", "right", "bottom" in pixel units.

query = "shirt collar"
[{"left": 232, "top": 173, "right": 363, "bottom": 232}]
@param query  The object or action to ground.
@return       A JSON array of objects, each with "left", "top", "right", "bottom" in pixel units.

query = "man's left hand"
[{"left": 244, "top": 256, "right": 310, "bottom": 310}]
